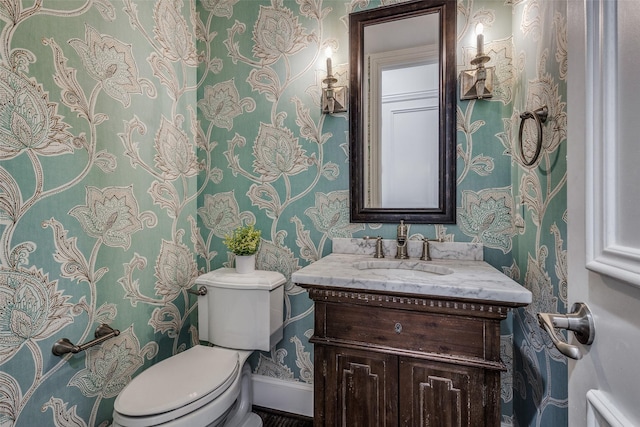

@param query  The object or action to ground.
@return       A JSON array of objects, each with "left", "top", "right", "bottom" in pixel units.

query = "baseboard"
[{"left": 251, "top": 374, "right": 314, "bottom": 418}]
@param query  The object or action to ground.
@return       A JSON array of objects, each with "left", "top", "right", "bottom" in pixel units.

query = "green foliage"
[{"left": 223, "top": 224, "right": 261, "bottom": 255}]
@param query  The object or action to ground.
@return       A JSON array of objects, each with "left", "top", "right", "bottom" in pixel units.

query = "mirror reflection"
[
  {"left": 349, "top": 0, "right": 456, "bottom": 224},
  {"left": 364, "top": 13, "right": 440, "bottom": 208}
]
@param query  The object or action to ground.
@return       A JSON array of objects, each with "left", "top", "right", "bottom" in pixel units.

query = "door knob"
[{"left": 537, "top": 302, "right": 595, "bottom": 360}]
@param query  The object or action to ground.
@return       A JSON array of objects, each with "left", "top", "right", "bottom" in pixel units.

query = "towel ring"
[{"left": 518, "top": 106, "right": 548, "bottom": 166}]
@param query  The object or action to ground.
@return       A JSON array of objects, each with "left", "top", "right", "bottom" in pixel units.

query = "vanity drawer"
[{"left": 323, "top": 303, "right": 491, "bottom": 360}]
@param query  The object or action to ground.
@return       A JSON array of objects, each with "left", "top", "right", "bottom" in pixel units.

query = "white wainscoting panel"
[
  {"left": 586, "top": 390, "right": 634, "bottom": 427},
  {"left": 585, "top": 0, "right": 640, "bottom": 288}
]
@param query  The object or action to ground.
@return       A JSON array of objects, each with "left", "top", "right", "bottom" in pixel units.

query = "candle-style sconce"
[
  {"left": 460, "top": 23, "right": 494, "bottom": 100},
  {"left": 322, "top": 47, "right": 348, "bottom": 114}
]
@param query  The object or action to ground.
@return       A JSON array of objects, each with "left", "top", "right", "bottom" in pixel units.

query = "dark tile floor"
[{"left": 253, "top": 406, "right": 314, "bottom": 427}]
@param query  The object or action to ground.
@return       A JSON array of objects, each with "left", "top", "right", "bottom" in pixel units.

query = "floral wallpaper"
[
  {"left": 0, "top": 1, "right": 198, "bottom": 425},
  {"left": 509, "top": 1, "right": 568, "bottom": 425},
  {"left": 0, "top": 0, "right": 566, "bottom": 426}
]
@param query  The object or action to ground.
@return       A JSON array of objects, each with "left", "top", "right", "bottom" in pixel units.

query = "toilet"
[{"left": 112, "top": 268, "right": 286, "bottom": 427}]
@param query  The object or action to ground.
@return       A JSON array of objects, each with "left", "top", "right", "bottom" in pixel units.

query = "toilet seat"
[{"left": 113, "top": 346, "right": 239, "bottom": 426}]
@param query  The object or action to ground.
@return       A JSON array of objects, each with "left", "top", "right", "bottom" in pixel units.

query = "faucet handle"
[
  {"left": 420, "top": 237, "right": 443, "bottom": 261},
  {"left": 363, "top": 236, "right": 385, "bottom": 258},
  {"left": 397, "top": 220, "right": 407, "bottom": 242}
]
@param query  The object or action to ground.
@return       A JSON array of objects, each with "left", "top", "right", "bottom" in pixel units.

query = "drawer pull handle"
[{"left": 394, "top": 322, "right": 402, "bottom": 334}]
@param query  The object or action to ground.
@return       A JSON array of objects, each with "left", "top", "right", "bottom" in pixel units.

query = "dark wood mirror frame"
[{"left": 349, "top": 0, "right": 456, "bottom": 224}]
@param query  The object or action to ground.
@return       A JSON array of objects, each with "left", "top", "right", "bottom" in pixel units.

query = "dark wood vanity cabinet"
[
  {"left": 302, "top": 286, "right": 514, "bottom": 427},
  {"left": 320, "top": 345, "right": 398, "bottom": 426},
  {"left": 398, "top": 357, "right": 496, "bottom": 426}
]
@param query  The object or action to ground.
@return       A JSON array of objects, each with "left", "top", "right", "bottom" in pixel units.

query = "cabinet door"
[
  {"left": 399, "top": 357, "right": 499, "bottom": 427},
  {"left": 323, "top": 346, "right": 398, "bottom": 427}
]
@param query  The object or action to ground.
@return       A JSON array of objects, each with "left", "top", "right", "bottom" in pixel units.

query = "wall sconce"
[
  {"left": 322, "top": 47, "right": 347, "bottom": 114},
  {"left": 460, "top": 23, "right": 494, "bottom": 100}
]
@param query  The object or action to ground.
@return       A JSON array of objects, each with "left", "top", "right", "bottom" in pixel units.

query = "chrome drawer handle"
[{"left": 394, "top": 322, "right": 402, "bottom": 334}]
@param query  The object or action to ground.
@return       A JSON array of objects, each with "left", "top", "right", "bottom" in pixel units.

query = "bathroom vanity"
[{"left": 292, "top": 239, "right": 532, "bottom": 427}]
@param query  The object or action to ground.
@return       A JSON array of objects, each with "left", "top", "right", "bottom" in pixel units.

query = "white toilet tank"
[{"left": 195, "top": 268, "right": 286, "bottom": 351}]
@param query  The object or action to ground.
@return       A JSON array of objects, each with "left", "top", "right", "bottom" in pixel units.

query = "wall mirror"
[{"left": 349, "top": 0, "right": 456, "bottom": 223}]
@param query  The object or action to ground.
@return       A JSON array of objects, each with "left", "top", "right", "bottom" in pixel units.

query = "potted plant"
[{"left": 223, "top": 224, "right": 261, "bottom": 273}]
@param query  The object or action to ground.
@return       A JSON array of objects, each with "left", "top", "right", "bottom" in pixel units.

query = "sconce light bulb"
[
  {"left": 325, "top": 46, "right": 333, "bottom": 59},
  {"left": 475, "top": 23, "right": 484, "bottom": 55},
  {"left": 325, "top": 47, "right": 333, "bottom": 77}
]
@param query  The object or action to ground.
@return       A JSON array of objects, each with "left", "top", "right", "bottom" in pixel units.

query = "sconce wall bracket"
[
  {"left": 322, "top": 78, "right": 348, "bottom": 114},
  {"left": 459, "top": 66, "right": 494, "bottom": 100}
]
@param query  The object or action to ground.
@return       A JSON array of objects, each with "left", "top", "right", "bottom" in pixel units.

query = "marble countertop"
[{"left": 292, "top": 239, "right": 532, "bottom": 305}]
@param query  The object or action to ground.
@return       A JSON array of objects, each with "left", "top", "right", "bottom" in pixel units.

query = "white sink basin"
[{"left": 352, "top": 259, "right": 454, "bottom": 276}]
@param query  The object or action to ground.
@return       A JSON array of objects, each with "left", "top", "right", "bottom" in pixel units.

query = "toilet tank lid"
[{"left": 195, "top": 268, "right": 286, "bottom": 290}]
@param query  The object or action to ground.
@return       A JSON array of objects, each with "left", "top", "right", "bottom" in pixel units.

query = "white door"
[
  {"left": 380, "top": 92, "right": 438, "bottom": 208},
  {"left": 566, "top": 0, "right": 640, "bottom": 425}
]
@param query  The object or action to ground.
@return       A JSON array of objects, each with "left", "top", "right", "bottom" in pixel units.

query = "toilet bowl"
[{"left": 112, "top": 268, "right": 286, "bottom": 427}]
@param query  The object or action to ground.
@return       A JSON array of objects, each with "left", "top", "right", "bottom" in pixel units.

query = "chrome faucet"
[
  {"left": 395, "top": 220, "right": 409, "bottom": 259},
  {"left": 364, "top": 236, "right": 384, "bottom": 258}
]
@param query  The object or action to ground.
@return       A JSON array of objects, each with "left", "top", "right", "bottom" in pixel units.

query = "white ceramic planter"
[{"left": 235, "top": 254, "right": 256, "bottom": 274}]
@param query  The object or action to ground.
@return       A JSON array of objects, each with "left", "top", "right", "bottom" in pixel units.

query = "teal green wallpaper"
[
  {"left": 0, "top": 0, "right": 567, "bottom": 425},
  {"left": 510, "top": 0, "right": 568, "bottom": 425},
  {"left": 0, "top": 1, "right": 198, "bottom": 425}
]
